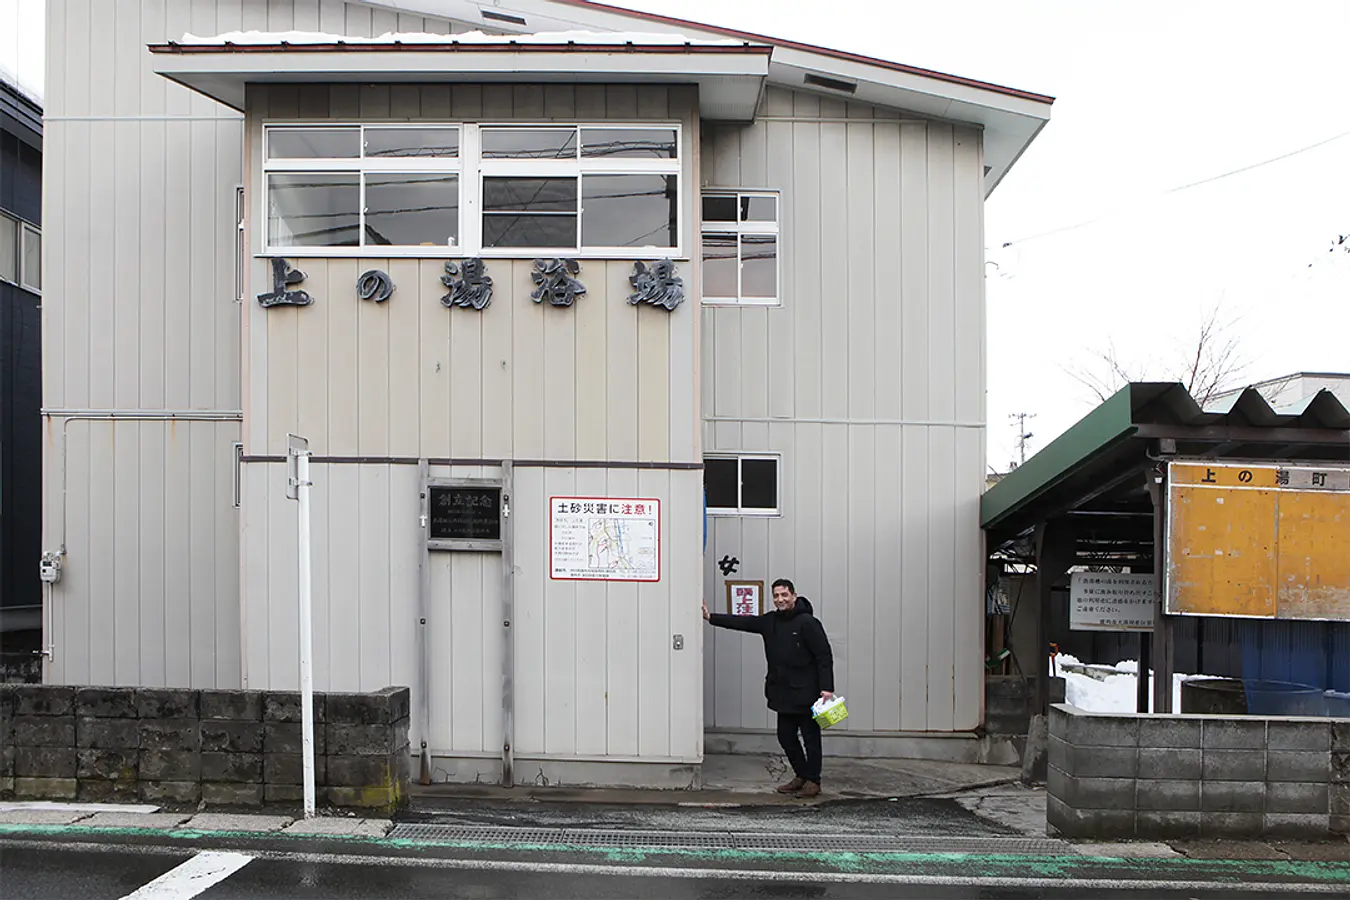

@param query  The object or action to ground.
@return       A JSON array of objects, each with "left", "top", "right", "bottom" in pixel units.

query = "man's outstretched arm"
[{"left": 702, "top": 600, "right": 765, "bottom": 633}]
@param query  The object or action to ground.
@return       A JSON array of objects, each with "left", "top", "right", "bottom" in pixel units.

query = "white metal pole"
[{"left": 297, "top": 448, "right": 316, "bottom": 818}]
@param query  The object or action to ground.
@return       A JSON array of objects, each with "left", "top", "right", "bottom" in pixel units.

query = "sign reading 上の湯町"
[
  {"left": 550, "top": 497, "right": 659, "bottom": 582},
  {"left": 1167, "top": 461, "right": 1350, "bottom": 621},
  {"left": 1069, "top": 572, "right": 1156, "bottom": 632}
]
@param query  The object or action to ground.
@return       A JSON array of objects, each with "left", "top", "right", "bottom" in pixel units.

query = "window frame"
[
  {"left": 700, "top": 188, "right": 780, "bottom": 307},
  {"left": 1, "top": 212, "right": 41, "bottom": 295},
  {"left": 704, "top": 453, "right": 781, "bottom": 517},
  {"left": 260, "top": 121, "right": 684, "bottom": 259},
  {"left": 0, "top": 213, "right": 15, "bottom": 285}
]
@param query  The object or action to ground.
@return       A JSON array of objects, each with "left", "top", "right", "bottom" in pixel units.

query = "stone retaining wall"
[
  {"left": 1048, "top": 703, "right": 1350, "bottom": 840},
  {"left": 0, "top": 684, "right": 410, "bottom": 813}
]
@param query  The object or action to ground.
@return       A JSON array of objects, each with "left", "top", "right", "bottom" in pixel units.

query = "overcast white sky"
[
  {"left": 3, "top": 0, "right": 1347, "bottom": 470},
  {"left": 620, "top": 0, "right": 1350, "bottom": 470}
]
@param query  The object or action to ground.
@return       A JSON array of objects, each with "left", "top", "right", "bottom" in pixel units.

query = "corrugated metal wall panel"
[
  {"left": 42, "top": 0, "right": 258, "bottom": 688},
  {"left": 44, "top": 0, "right": 474, "bottom": 689},
  {"left": 242, "top": 462, "right": 702, "bottom": 762},
  {"left": 701, "top": 88, "right": 987, "bottom": 734},
  {"left": 245, "top": 84, "right": 699, "bottom": 464}
]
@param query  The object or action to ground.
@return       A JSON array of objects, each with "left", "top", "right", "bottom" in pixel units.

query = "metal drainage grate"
[{"left": 387, "top": 824, "right": 1067, "bottom": 855}]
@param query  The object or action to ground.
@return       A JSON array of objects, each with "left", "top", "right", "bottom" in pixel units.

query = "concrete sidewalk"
[
  {"left": 409, "top": 752, "right": 1021, "bottom": 807},
  {"left": 2, "top": 798, "right": 1347, "bottom": 867},
  {"left": 0, "top": 803, "right": 390, "bottom": 837}
]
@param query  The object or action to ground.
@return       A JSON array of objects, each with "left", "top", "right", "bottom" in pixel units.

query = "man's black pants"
[{"left": 776, "top": 712, "right": 823, "bottom": 784}]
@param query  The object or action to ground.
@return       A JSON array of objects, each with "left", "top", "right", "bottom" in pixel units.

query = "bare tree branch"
[{"left": 1068, "top": 302, "right": 1248, "bottom": 406}]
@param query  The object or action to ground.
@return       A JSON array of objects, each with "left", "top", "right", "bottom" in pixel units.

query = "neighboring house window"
[
  {"left": 704, "top": 454, "right": 779, "bottom": 515},
  {"left": 700, "top": 191, "right": 778, "bottom": 305},
  {"left": 0, "top": 212, "right": 40, "bottom": 294},
  {"left": 0, "top": 215, "right": 14, "bottom": 283},
  {"left": 261, "top": 123, "right": 681, "bottom": 257}
]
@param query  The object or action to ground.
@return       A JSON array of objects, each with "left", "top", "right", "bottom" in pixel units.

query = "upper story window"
[
  {"left": 0, "top": 212, "right": 40, "bottom": 294},
  {"left": 701, "top": 191, "right": 778, "bottom": 306},
  {"left": 261, "top": 123, "right": 682, "bottom": 258},
  {"left": 704, "top": 454, "right": 779, "bottom": 516}
]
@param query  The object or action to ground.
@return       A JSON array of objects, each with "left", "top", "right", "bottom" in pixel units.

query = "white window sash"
[
  {"left": 261, "top": 121, "right": 682, "bottom": 257},
  {"left": 700, "top": 190, "right": 780, "bottom": 306}
]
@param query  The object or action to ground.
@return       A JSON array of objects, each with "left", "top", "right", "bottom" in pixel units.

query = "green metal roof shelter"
[
  {"left": 979, "top": 382, "right": 1350, "bottom": 722},
  {"left": 983, "top": 382, "right": 1350, "bottom": 557}
]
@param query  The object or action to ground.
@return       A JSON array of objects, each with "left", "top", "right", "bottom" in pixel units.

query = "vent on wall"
[
  {"left": 482, "top": 9, "right": 528, "bottom": 26},
  {"left": 803, "top": 73, "right": 857, "bottom": 94}
]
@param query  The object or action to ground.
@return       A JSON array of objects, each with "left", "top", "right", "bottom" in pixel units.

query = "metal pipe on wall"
[
  {"left": 45, "top": 410, "right": 244, "bottom": 555},
  {"left": 39, "top": 410, "right": 243, "bottom": 681},
  {"left": 417, "top": 459, "right": 432, "bottom": 785}
]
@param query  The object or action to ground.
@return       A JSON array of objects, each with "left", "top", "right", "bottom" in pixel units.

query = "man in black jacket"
[{"left": 703, "top": 578, "right": 835, "bottom": 797}]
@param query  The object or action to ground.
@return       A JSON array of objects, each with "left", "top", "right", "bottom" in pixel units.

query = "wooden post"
[
  {"left": 1137, "top": 632, "right": 1152, "bottom": 713},
  {"left": 1034, "top": 519, "right": 1075, "bottom": 716}
]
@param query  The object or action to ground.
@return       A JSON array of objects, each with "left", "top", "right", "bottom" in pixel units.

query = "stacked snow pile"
[{"left": 1055, "top": 654, "right": 1218, "bottom": 713}]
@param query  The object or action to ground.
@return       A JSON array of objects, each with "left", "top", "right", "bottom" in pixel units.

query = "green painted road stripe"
[{"left": 2, "top": 822, "right": 1347, "bottom": 886}]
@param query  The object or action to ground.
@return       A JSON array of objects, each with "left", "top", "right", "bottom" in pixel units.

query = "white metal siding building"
[{"left": 41, "top": 0, "right": 1051, "bottom": 784}]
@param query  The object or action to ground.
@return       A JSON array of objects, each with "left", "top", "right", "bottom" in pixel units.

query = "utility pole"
[{"left": 1009, "top": 412, "right": 1036, "bottom": 466}]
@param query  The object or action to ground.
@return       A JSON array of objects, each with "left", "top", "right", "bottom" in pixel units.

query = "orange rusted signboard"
[{"left": 1167, "top": 461, "right": 1350, "bottom": 621}]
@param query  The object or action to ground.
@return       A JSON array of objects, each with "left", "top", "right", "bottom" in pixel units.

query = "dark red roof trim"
[{"left": 553, "top": 0, "right": 1054, "bottom": 104}]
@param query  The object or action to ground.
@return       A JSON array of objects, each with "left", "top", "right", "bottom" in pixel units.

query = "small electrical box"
[{"left": 39, "top": 552, "right": 62, "bottom": 584}]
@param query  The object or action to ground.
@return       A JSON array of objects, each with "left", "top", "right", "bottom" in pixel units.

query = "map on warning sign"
[{"left": 550, "top": 497, "right": 660, "bottom": 582}]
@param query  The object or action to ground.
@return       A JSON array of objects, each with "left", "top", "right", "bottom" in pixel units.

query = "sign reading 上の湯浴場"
[{"left": 550, "top": 497, "right": 659, "bottom": 582}]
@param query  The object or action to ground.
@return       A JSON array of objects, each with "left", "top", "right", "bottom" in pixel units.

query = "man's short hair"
[{"left": 771, "top": 578, "right": 795, "bottom": 594}]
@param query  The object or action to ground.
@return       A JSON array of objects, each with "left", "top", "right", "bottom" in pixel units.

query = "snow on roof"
[{"left": 177, "top": 29, "right": 753, "bottom": 47}]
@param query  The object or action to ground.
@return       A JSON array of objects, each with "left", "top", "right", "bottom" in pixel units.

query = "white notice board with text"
[
  {"left": 550, "top": 496, "right": 660, "bottom": 582},
  {"left": 1069, "top": 572, "right": 1156, "bottom": 632}
]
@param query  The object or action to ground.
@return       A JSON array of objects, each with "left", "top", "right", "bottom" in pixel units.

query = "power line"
[{"left": 998, "top": 127, "right": 1350, "bottom": 248}]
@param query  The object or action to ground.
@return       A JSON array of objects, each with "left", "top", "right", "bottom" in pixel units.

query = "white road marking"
[
  {"left": 119, "top": 850, "right": 253, "bottom": 900},
  {"left": 0, "top": 801, "right": 161, "bottom": 814}
]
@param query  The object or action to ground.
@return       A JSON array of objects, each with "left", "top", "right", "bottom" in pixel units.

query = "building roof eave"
[{"left": 147, "top": 41, "right": 771, "bottom": 120}]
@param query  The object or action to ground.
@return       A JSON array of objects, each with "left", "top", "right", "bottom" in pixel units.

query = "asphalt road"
[{"left": 3, "top": 843, "right": 1346, "bottom": 900}]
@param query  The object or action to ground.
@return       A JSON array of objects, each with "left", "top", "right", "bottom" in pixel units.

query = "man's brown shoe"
[
  {"left": 797, "top": 781, "right": 821, "bottom": 798},
  {"left": 776, "top": 777, "right": 806, "bottom": 794}
]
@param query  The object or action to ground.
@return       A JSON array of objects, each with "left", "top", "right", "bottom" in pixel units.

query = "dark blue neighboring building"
[{"left": 0, "top": 74, "right": 42, "bottom": 680}]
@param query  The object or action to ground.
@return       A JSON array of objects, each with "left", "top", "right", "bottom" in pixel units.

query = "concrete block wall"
[
  {"left": 0, "top": 684, "right": 410, "bottom": 812},
  {"left": 1047, "top": 704, "right": 1350, "bottom": 840},
  {"left": 985, "top": 675, "right": 1066, "bottom": 736}
]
